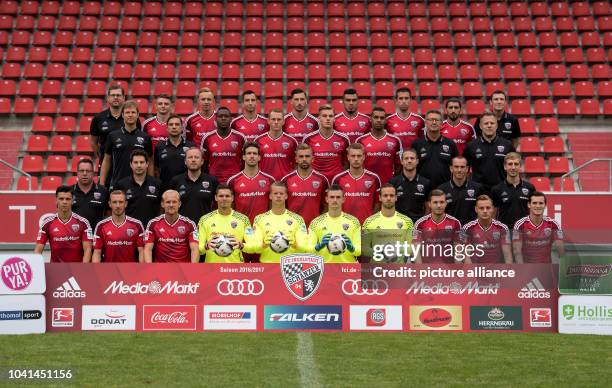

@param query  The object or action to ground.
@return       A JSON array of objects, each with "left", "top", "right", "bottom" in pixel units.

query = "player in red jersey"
[
  {"left": 231, "top": 90, "right": 269, "bottom": 142},
  {"left": 303, "top": 104, "right": 350, "bottom": 183},
  {"left": 35, "top": 185, "right": 92, "bottom": 263},
  {"left": 283, "top": 88, "right": 319, "bottom": 143},
  {"left": 332, "top": 143, "right": 382, "bottom": 224},
  {"left": 385, "top": 87, "right": 425, "bottom": 150},
  {"left": 413, "top": 189, "right": 462, "bottom": 264},
  {"left": 184, "top": 87, "right": 216, "bottom": 146},
  {"left": 333, "top": 88, "right": 371, "bottom": 143},
  {"left": 227, "top": 142, "right": 275, "bottom": 223},
  {"left": 512, "top": 192, "right": 564, "bottom": 264},
  {"left": 92, "top": 190, "right": 144, "bottom": 263},
  {"left": 441, "top": 98, "right": 476, "bottom": 155},
  {"left": 256, "top": 109, "right": 298, "bottom": 180},
  {"left": 200, "top": 106, "right": 246, "bottom": 184},
  {"left": 356, "top": 106, "right": 402, "bottom": 184},
  {"left": 281, "top": 143, "right": 329, "bottom": 225},
  {"left": 143, "top": 94, "right": 173, "bottom": 150},
  {"left": 144, "top": 190, "right": 199, "bottom": 263},
  {"left": 461, "top": 195, "right": 512, "bottom": 264}
]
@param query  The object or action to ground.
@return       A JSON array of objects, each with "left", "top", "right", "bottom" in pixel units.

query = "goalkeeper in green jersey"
[
  {"left": 362, "top": 184, "right": 414, "bottom": 263},
  {"left": 197, "top": 184, "right": 257, "bottom": 263},
  {"left": 250, "top": 181, "right": 310, "bottom": 263},
  {"left": 308, "top": 184, "right": 361, "bottom": 263}
]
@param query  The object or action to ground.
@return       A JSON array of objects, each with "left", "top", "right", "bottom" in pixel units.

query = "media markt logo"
[
  {"left": 53, "top": 276, "right": 86, "bottom": 298},
  {"left": 104, "top": 280, "right": 200, "bottom": 295},
  {"left": 518, "top": 277, "right": 551, "bottom": 299},
  {"left": 470, "top": 306, "right": 522, "bottom": 330},
  {"left": 405, "top": 281, "right": 499, "bottom": 295}
]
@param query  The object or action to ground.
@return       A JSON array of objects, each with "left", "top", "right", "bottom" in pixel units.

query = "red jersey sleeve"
[{"left": 36, "top": 217, "right": 51, "bottom": 245}]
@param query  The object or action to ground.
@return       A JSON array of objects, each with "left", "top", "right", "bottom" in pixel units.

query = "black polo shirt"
[
  {"left": 388, "top": 173, "right": 432, "bottom": 223},
  {"left": 154, "top": 138, "right": 196, "bottom": 189},
  {"left": 71, "top": 183, "right": 109, "bottom": 229},
  {"left": 114, "top": 175, "right": 162, "bottom": 227},
  {"left": 464, "top": 136, "right": 515, "bottom": 192},
  {"left": 169, "top": 172, "right": 218, "bottom": 224},
  {"left": 490, "top": 179, "right": 536, "bottom": 229},
  {"left": 474, "top": 112, "right": 521, "bottom": 142},
  {"left": 437, "top": 179, "right": 484, "bottom": 226},
  {"left": 412, "top": 134, "right": 458, "bottom": 188},
  {"left": 104, "top": 127, "right": 152, "bottom": 187},
  {"left": 90, "top": 109, "right": 141, "bottom": 157}
]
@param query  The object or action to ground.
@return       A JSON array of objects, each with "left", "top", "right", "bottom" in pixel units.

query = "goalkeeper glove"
[
  {"left": 315, "top": 233, "right": 332, "bottom": 251},
  {"left": 341, "top": 234, "right": 355, "bottom": 253}
]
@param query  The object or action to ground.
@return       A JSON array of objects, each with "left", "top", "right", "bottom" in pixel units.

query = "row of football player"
[
  {"left": 88, "top": 85, "right": 521, "bottom": 193},
  {"left": 35, "top": 181, "right": 563, "bottom": 265}
]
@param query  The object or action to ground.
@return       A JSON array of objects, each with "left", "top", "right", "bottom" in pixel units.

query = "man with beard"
[
  {"left": 155, "top": 115, "right": 196, "bottom": 189},
  {"left": 283, "top": 88, "right": 319, "bottom": 143},
  {"left": 334, "top": 88, "right": 371, "bottom": 143},
  {"left": 441, "top": 98, "right": 476, "bottom": 155},
  {"left": 231, "top": 90, "right": 269, "bottom": 142}
]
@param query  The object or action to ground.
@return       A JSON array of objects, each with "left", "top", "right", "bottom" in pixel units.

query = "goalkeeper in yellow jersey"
[
  {"left": 197, "top": 184, "right": 257, "bottom": 263},
  {"left": 308, "top": 184, "right": 361, "bottom": 263},
  {"left": 250, "top": 181, "right": 310, "bottom": 263},
  {"left": 362, "top": 184, "right": 414, "bottom": 263}
]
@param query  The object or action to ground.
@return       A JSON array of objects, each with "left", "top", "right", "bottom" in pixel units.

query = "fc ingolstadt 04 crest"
[{"left": 280, "top": 254, "right": 324, "bottom": 301}]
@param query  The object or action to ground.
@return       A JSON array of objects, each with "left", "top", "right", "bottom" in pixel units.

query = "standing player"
[
  {"left": 184, "top": 87, "right": 216, "bottom": 147},
  {"left": 441, "top": 98, "right": 476, "bottom": 155},
  {"left": 231, "top": 90, "right": 269, "bottom": 142},
  {"left": 385, "top": 87, "right": 424, "bottom": 150},
  {"left": 197, "top": 184, "right": 254, "bottom": 263},
  {"left": 169, "top": 148, "right": 218, "bottom": 224},
  {"left": 256, "top": 109, "right": 298, "bottom": 180},
  {"left": 437, "top": 156, "right": 484, "bottom": 225},
  {"left": 473, "top": 90, "right": 521, "bottom": 148},
  {"left": 356, "top": 106, "right": 402, "bottom": 184},
  {"left": 308, "top": 185, "right": 361, "bottom": 263},
  {"left": 332, "top": 143, "right": 381, "bottom": 224},
  {"left": 303, "top": 104, "right": 350, "bottom": 183},
  {"left": 200, "top": 106, "right": 246, "bottom": 184},
  {"left": 35, "top": 186, "right": 92, "bottom": 262},
  {"left": 413, "top": 189, "right": 462, "bottom": 264},
  {"left": 283, "top": 88, "right": 319, "bottom": 143},
  {"left": 71, "top": 158, "right": 108, "bottom": 230},
  {"left": 362, "top": 184, "right": 414, "bottom": 263},
  {"left": 92, "top": 190, "right": 144, "bottom": 263},
  {"left": 513, "top": 192, "right": 564, "bottom": 264},
  {"left": 464, "top": 112, "right": 515, "bottom": 193},
  {"left": 411, "top": 110, "right": 458, "bottom": 188},
  {"left": 281, "top": 143, "right": 329, "bottom": 226},
  {"left": 250, "top": 182, "right": 310, "bottom": 263},
  {"left": 154, "top": 115, "right": 196, "bottom": 188},
  {"left": 333, "top": 88, "right": 371, "bottom": 143},
  {"left": 389, "top": 149, "right": 433, "bottom": 222},
  {"left": 227, "top": 142, "right": 275, "bottom": 223},
  {"left": 144, "top": 190, "right": 199, "bottom": 263},
  {"left": 490, "top": 152, "right": 536, "bottom": 229},
  {"left": 143, "top": 94, "right": 173, "bottom": 150},
  {"left": 462, "top": 195, "right": 513, "bottom": 264}
]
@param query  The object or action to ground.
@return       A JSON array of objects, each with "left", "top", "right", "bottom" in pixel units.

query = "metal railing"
[
  {"left": 560, "top": 158, "right": 612, "bottom": 192},
  {"left": 0, "top": 158, "right": 31, "bottom": 191}
]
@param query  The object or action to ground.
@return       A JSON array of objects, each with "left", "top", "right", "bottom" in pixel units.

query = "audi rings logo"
[
  {"left": 342, "top": 279, "right": 389, "bottom": 296},
  {"left": 217, "top": 280, "right": 265, "bottom": 296}
]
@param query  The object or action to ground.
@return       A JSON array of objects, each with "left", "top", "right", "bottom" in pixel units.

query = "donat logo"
[{"left": 280, "top": 254, "right": 324, "bottom": 301}]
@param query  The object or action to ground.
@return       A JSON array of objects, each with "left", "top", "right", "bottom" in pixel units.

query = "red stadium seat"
[
  {"left": 511, "top": 99, "right": 531, "bottom": 116},
  {"left": 538, "top": 32, "right": 557, "bottom": 48},
  {"left": 78, "top": 116, "right": 93, "bottom": 134},
  {"left": 266, "top": 48, "right": 283, "bottom": 63},
  {"left": 436, "top": 49, "right": 455, "bottom": 64},
  {"left": 548, "top": 157, "right": 569, "bottom": 175},
  {"left": 287, "top": 65, "right": 305, "bottom": 81},
  {"left": 350, "top": 49, "right": 369, "bottom": 64},
  {"left": 485, "top": 82, "right": 505, "bottom": 97},
  {"left": 598, "top": 81, "right": 612, "bottom": 98},
  {"left": 375, "top": 82, "right": 394, "bottom": 99},
  {"left": 16, "top": 176, "right": 39, "bottom": 190},
  {"left": 46, "top": 155, "right": 68, "bottom": 174},
  {"left": 569, "top": 64, "right": 589, "bottom": 80},
  {"left": 0, "top": 80, "right": 16, "bottom": 97},
  {"left": 287, "top": 49, "right": 304, "bottom": 64},
  {"left": 59, "top": 98, "right": 81, "bottom": 115},
  {"left": 564, "top": 48, "right": 584, "bottom": 64},
  {"left": 32, "top": 116, "right": 53, "bottom": 133},
  {"left": 459, "top": 65, "right": 479, "bottom": 81},
  {"left": 441, "top": 82, "right": 461, "bottom": 98},
  {"left": 134, "top": 64, "right": 153, "bottom": 80},
  {"left": 83, "top": 99, "right": 103, "bottom": 115},
  {"left": 580, "top": 99, "right": 601, "bottom": 116},
  {"left": 41, "top": 80, "right": 62, "bottom": 97},
  {"left": 22, "top": 155, "right": 44, "bottom": 175},
  {"left": 174, "top": 99, "right": 194, "bottom": 115},
  {"left": 26, "top": 135, "right": 49, "bottom": 153},
  {"left": 416, "top": 65, "right": 435, "bottom": 81},
  {"left": 587, "top": 48, "right": 606, "bottom": 64},
  {"left": 243, "top": 81, "right": 261, "bottom": 96},
  {"left": 483, "top": 65, "right": 503, "bottom": 81},
  {"left": 534, "top": 100, "right": 554, "bottom": 116},
  {"left": 264, "top": 64, "right": 283, "bottom": 81},
  {"left": 543, "top": 136, "right": 565, "bottom": 154},
  {"left": 538, "top": 118, "right": 560, "bottom": 135},
  {"left": 478, "top": 48, "right": 498, "bottom": 64},
  {"left": 329, "top": 49, "right": 348, "bottom": 64},
  {"left": 503, "top": 65, "right": 523, "bottom": 81},
  {"left": 50, "top": 135, "right": 73, "bottom": 153},
  {"left": 264, "top": 81, "right": 283, "bottom": 99},
  {"left": 529, "top": 81, "right": 550, "bottom": 98},
  {"left": 519, "top": 137, "right": 541, "bottom": 154},
  {"left": 575, "top": 81, "right": 595, "bottom": 99},
  {"left": 524, "top": 156, "right": 546, "bottom": 175},
  {"left": 499, "top": 48, "right": 519, "bottom": 64},
  {"left": 56, "top": 116, "right": 76, "bottom": 134},
  {"left": 308, "top": 81, "right": 327, "bottom": 99},
  {"left": 353, "top": 81, "right": 372, "bottom": 98},
  {"left": 507, "top": 82, "right": 528, "bottom": 98},
  {"left": 393, "top": 49, "right": 412, "bottom": 65},
  {"left": 308, "top": 65, "right": 326, "bottom": 82},
  {"left": 552, "top": 82, "right": 572, "bottom": 99},
  {"left": 556, "top": 99, "right": 578, "bottom": 116},
  {"left": 531, "top": 177, "right": 551, "bottom": 192},
  {"left": 373, "top": 64, "right": 391, "bottom": 80},
  {"left": 414, "top": 49, "right": 433, "bottom": 64},
  {"left": 465, "top": 100, "right": 486, "bottom": 116},
  {"left": 438, "top": 65, "right": 458, "bottom": 81},
  {"left": 463, "top": 82, "right": 484, "bottom": 99},
  {"left": 418, "top": 82, "right": 438, "bottom": 99},
  {"left": 36, "top": 98, "right": 57, "bottom": 115},
  {"left": 547, "top": 64, "right": 567, "bottom": 80}
]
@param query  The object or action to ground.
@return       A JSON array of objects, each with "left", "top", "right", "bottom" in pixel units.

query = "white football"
[
  {"left": 210, "top": 235, "right": 234, "bottom": 257},
  {"left": 327, "top": 233, "right": 347, "bottom": 255},
  {"left": 269, "top": 231, "right": 290, "bottom": 253}
]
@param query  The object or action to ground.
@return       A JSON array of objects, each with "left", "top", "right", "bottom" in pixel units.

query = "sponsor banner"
[
  {"left": 0, "top": 254, "right": 45, "bottom": 295},
  {"left": 81, "top": 305, "right": 136, "bottom": 331},
  {"left": 530, "top": 308, "right": 552, "bottom": 328},
  {"left": 264, "top": 305, "right": 342, "bottom": 330},
  {"left": 0, "top": 294, "right": 45, "bottom": 334},
  {"left": 0, "top": 191, "right": 56, "bottom": 244},
  {"left": 559, "top": 256, "right": 612, "bottom": 295},
  {"left": 203, "top": 305, "right": 257, "bottom": 331},
  {"left": 142, "top": 305, "right": 197, "bottom": 331},
  {"left": 45, "top": 263, "right": 557, "bottom": 332},
  {"left": 558, "top": 295, "right": 612, "bottom": 336},
  {"left": 409, "top": 306, "right": 462, "bottom": 331},
  {"left": 469, "top": 306, "right": 523, "bottom": 331},
  {"left": 349, "top": 305, "right": 402, "bottom": 331}
]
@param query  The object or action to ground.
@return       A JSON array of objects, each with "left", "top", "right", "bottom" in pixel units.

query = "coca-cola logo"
[
  {"left": 142, "top": 305, "right": 197, "bottom": 331},
  {"left": 419, "top": 308, "right": 452, "bottom": 328}
]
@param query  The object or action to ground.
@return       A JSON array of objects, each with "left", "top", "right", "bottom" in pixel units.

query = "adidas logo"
[
  {"left": 52, "top": 276, "right": 86, "bottom": 299},
  {"left": 517, "top": 277, "right": 550, "bottom": 299}
]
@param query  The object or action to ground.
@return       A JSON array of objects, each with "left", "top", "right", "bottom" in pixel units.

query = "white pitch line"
[{"left": 296, "top": 332, "right": 323, "bottom": 388}]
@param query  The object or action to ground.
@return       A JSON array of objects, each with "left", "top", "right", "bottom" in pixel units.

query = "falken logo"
[
  {"left": 104, "top": 280, "right": 200, "bottom": 295},
  {"left": 269, "top": 313, "right": 339, "bottom": 322}
]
